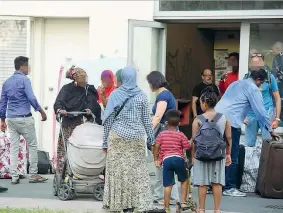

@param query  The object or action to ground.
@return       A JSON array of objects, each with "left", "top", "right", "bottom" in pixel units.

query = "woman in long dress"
[
  {"left": 54, "top": 67, "right": 101, "bottom": 173},
  {"left": 102, "top": 66, "right": 154, "bottom": 213}
]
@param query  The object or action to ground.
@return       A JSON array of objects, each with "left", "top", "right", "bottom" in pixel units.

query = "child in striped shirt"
[{"left": 153, "top": 110, "right": 192, "bottom": 212}]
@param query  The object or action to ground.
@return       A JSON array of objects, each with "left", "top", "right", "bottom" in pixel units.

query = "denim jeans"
[
  {"left": 152, "top": 167, "right": 180, "bottom": 202},
  {"left": 225, "top": 127, "right": 241, "bottom": 190},
  {"left": 245, "top": 107, "right": 274, "bottom": 147}
]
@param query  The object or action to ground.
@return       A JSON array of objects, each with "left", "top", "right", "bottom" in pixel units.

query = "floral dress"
[{"left": 0, "top": 132, "right": 27, "bottom": 178}]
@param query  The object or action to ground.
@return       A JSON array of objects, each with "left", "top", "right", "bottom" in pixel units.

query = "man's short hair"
[
  {"left": 228, "top": 52, "right": 239, "bottom": 62},
  {"left": 201, "top": 69, "right": 213, "bottom": 76},
  {"left": 165, "top": 109, "right": 181, "bottom": 126},
  {"left": 250, "top": 69, "right": 267, "bottom": 82},
  {"left": 14, "top": 56, "right": 29, "bottom": 70}
]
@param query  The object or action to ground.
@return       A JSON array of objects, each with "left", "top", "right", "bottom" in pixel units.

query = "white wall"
[
  {"left": 0, "top": 1, "right": 154, "bottom": 58},
  {"left": 0, "top": 1, "right": 155, "bottom": 155}
]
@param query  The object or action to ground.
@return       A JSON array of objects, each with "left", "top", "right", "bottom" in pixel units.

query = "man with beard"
[{"left": 192, "top": 69, "right": 219, "bottom": 118}]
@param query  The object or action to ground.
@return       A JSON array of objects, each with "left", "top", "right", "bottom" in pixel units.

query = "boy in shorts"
[{"left": 153, "top": 110, "right": 191, "bottom": 212}]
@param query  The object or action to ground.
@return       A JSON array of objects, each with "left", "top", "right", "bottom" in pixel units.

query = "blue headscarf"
[{"left": 102, "top": 66, "right": 142, "bottom": 124}]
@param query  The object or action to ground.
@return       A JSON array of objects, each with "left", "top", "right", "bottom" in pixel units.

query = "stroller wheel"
[
  {"left": 52, "top": 175, "right": 58, "bottom": 196},
  {"left": 58, "top": 183, "right": 74, "bottom": 201},
  {"left": 93, "top": 183, "right": 104, "bottom": 201}
]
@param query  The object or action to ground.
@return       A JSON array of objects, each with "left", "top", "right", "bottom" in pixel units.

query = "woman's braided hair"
[{"left": 200, "top": 86, "right": 218, "bottom": 108}]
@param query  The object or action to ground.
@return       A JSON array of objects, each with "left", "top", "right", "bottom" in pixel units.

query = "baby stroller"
[{"left": 53, "top": 111, "right": 106, "bottom": 201}]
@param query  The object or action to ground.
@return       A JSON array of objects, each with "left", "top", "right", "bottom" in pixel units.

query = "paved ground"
[{"left": 0, "top": 175, "right": 282, "bottom": 213}]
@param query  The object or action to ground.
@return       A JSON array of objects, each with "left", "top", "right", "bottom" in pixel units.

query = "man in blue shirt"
[
  {"left": 245, "top": 54, "right": 281, "bottom": 147},
  {"left": 215, "top": 69, "right": 278, "bottom": 197},
  {"left": 0, "top": 56, "right": 47, "bottom": 184}
]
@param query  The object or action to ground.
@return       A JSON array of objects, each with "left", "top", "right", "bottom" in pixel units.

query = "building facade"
[{"left": 1, "top": 1, "right": 283, "bottom": 158}]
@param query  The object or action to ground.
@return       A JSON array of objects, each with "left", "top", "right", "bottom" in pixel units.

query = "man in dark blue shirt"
[{"left": 0, "top": 56, "right": 47, "bottom": 184}]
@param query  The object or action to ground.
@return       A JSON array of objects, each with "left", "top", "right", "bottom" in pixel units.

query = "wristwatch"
[{"left": 275, "top": 117, "right": 281, "bottom": 122}]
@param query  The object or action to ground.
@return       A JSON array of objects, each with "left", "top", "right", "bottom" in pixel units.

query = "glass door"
[{"left": 127, "top": 19, "right": 167, "bottom": 107}]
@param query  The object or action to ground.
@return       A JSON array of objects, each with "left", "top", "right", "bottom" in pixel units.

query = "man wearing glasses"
[
  {"left": 0, "top": 56, "right": 48, "bottom": 185},
  {"left": 192, "top": 69, "right": 220, "bottom": 118},
  {"left": 244, "top": 53, "right": 281, "bottom": 147},
  {"left": 219, "top": 52, "right": 239, "bottom": 95}
]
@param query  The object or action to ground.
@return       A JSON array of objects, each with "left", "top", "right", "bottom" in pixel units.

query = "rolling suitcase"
[
  {"left": 236, "top": 144, "right": 245, "bottom": 189},
  {"left": 256, "top": 140, "right": 283, "bottom": 198}
]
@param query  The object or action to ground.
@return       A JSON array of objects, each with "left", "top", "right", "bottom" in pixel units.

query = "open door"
[{"left": 127, "top": 20, "right": 167, "bottom": 106}]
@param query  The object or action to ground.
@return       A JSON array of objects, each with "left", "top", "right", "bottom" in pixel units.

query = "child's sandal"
[
  {"left": 214, "top": 211, "right": 222, "bottom": 213},
  {"left": 164, "top": 207, "right": 171, "bottom": 213},
  {"left": 197, "top": 210, "right": 205, "bottom": 213}
]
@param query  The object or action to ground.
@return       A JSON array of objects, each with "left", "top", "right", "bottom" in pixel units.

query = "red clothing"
[
  {"left": 97, "top": 70, "right": 116, "bottom": 104},
  {"left": 218, "top": 71, "right": 239, "bottom": 95},
  {"left": 155, "top": 130, "right": 191, "bottom": 163}
]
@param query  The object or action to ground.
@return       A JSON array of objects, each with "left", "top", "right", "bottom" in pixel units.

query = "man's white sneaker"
[{"left": 223, "top": 188, "right": 246, "bottom": 197}]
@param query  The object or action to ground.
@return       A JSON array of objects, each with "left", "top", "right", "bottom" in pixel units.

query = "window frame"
[{"left": 154, "top": 1, "right": 283, "bottom": 20}]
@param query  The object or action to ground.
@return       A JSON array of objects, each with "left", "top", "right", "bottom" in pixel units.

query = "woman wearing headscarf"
[
  {"left": 97, "top": 70, "right": 116, "bottom": 109},
  {"left": 54, "top": 67, "right": 102, "bottom": 173},
  {"left": 115, "top": 69, "right": 122, "bottom": 88},
  {"left": 102, "top": 66, "right": 154, "bottom": 213}
]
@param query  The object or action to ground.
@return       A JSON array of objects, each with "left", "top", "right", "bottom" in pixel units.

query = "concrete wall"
[
  {"left": 0, "top": 1, "right": 155, "bottom": 154},
  {"left": 214, "top": 31, "right": 240, "bottom": 54},
  {"left": 0, "top": 1, "right": 154, "bottom": 58},
  {"left": 166, "top": 24, "right": 214, "bottom": 100}
]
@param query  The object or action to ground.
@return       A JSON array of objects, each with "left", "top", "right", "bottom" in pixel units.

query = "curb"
[{"left": 0, "top": 197, "right": 243, "bottom": 213}]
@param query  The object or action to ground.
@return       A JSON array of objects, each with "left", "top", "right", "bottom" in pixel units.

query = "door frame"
[
  {"left": 127, "top": 19, "right": 167, "bottom": 76},
  {"left": 153, "top": 1, "right": 283, "bottom": 20}
]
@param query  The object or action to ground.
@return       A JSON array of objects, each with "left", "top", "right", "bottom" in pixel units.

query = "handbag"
[
  {"left": 147, "top": 123, "right": 167, "bottom": 151},
  {"left": 115, "top": 97, "right": 132, "bottom": 118}
]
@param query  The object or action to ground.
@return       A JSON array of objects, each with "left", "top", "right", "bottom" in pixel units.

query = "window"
[
  {"left": 159, "top": 1, "right": 283, "bottom": 11},
  {"left": 249, "top": 23, "right": 283, "bottom": 126},
  {"left": 0, "top": 20, "right": 27, "bottom": 94}
]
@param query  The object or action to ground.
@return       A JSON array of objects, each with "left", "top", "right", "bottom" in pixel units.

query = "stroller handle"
[
  {"left": 57, "top": 111, "right": 95, "bottom": 120},
  {"left": 66, "top": 111, "right": 89, "bottom": 116}
]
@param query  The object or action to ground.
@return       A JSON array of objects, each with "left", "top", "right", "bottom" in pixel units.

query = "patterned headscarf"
[
  {"left": 66, "top": 66, "right": 87, "bottom": 83},
  {"left": 72, "top": 68, "right": 87, "bottom": 83}
]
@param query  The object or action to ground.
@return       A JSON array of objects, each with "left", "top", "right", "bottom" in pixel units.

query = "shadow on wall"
[{"left": 165, "top": 24, "right": 215, "bottom": 100}]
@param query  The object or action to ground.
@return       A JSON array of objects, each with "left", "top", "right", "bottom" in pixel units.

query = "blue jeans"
[
  {"left": 163, "top": 157, "right": 188, "bottom": 187},
  {"left": 245, "top": 107, "right": 274, "bottom": 147},
  {"left": 225, "top": 127, "right": 241, "bottom": 190}
]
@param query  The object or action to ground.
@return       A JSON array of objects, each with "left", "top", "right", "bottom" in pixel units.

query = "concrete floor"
[{"left": 0, "top": 175, "right": 282, "bottom": 213}]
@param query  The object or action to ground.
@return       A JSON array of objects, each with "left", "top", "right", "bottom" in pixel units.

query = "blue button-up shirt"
[
  {"left": 215, "top": 79, "right": 272, "bottom": 131},
  {"left": 0, "top": 71, "right": 42, "bottom": 119}
]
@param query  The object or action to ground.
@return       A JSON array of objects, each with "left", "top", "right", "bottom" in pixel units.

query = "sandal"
[
  {"left": 29, "top": 175, "right": 48, "bottom": 183},
  {"left": 197, "top": 210, "right": 205, "bottom": 213},
  {"left": 214, "top": 211, "right": 222, "bottom": 213},
  {"left": 11, "top": 178, "right": 20, "bottom": 185},
  {"left": 164, "top": 208, "right": 170, "bottom": 213}
]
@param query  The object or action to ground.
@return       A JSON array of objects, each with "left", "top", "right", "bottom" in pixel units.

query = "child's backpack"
[{"left": 194, "top": 113, "right": 226, "bottom": 161}]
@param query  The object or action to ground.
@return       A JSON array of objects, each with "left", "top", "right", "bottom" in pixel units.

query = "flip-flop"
[
  {"left": 11, "top": 178, "right": 20, "bottom": 185},
  {"left": 29, "top": 175, "right": 48, "bottom": 183}
]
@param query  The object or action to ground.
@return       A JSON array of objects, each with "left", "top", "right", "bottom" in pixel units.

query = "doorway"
[
  {"left": 127, "top": 21, "right": 240, "bottom": 139},
  {"left": 165, "top": 23, "right": 240, "bottom": 101}
]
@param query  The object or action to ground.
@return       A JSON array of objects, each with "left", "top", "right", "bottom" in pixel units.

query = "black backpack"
[{"left": 194, "top": 113, "right": 226, "bottom": 161}]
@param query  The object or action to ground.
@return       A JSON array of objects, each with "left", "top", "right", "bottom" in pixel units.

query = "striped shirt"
[{"left": 155, "top": 130, "right": 191, "bottom": 162}]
